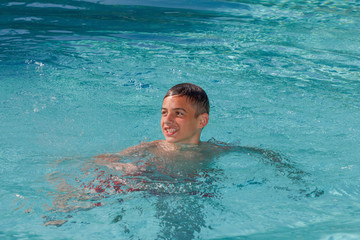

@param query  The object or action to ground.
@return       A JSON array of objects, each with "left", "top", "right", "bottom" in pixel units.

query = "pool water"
[{"left": 1, "top": 0, "right": 360, "bottom": 239}]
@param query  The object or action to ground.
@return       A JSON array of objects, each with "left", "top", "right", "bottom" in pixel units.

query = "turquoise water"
[{"left": 1, "top": 0, "right": 360, "bottom": 239}]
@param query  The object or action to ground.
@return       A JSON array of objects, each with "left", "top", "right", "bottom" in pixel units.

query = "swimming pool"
[{"left": 1, "top": 0, "right": 360, "bottom": 239}]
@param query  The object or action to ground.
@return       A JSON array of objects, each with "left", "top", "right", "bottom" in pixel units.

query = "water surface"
[{"left": 1, "top": 0, "right": 360, "bottom": 239}]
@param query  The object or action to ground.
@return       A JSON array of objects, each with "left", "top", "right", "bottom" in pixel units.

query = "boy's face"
[{"left": 161, "top": 95, "right": 208, "bottom": 144}]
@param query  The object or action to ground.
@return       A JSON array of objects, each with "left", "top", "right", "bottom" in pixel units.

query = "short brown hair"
[{"left": 164, "top": 83, "right": 209, "bottom": 117}]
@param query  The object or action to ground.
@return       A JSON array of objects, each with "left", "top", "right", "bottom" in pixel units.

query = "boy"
[
  {"left": 46, "top": 84, "right": 317, "bottom": 227},
  {"left": 96, "top": 83, "right": 225, "bottom": 172}
]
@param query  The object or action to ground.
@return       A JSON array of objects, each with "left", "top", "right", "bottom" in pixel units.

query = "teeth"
[{"left": 167, "top": 128, "right": 176, "bottom": 133}]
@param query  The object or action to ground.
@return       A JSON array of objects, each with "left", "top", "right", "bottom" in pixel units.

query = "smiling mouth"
[{"left": 164, "top": 127, "right": 177, "bottom": 135}]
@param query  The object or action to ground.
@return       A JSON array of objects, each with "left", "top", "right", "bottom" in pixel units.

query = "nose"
[{"left": 163, "top": 112, "right": 174, "bottom": 123}]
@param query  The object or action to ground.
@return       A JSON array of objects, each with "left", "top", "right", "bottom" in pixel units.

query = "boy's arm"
[
  {"left": 94, "top": 142, "right": 148, "bottom": 164},
  {"left": 94, "top": 141, "right": 158, "bottom": 173},
  {"left": 223, "top": 144, "right": 307, "bottom": 182},
  {"left": 94, "top": 153, "right": 139, "bottom": 174}
]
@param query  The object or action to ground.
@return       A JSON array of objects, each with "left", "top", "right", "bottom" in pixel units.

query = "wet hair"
[{"left": 164, "top": 83, "right": 210, "bottom": 117}]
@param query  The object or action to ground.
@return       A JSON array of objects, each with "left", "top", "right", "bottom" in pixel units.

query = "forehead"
[{"left": 162, "top": 95, "right": 196, "bottom": 111}]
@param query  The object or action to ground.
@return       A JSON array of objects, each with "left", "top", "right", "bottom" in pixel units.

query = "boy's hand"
[
  {"left": 95, "top": 155, "right": 139, "bottom": 174},
  {"left": 109, "top": 162, "right": 139, "bottom": 174}
]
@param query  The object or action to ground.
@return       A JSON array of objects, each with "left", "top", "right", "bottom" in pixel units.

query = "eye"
[
  {"left": 161, "top": 110, "right": 167, "bottom": 116},
  {"left": 176, "top": 111, "right": 184, "bottom": 116}
]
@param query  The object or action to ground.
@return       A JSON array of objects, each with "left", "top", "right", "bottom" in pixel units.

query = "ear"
[{"left": 198, "top": 113, "right": 209, "bottom": 129}]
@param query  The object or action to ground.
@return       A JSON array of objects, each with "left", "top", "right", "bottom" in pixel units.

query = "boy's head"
[
  {"left": 161, "top": 83, "right": 209, "bottom": 144},
  {"left": 164, "top": 83, "right": 210, "bottom": 117}
]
